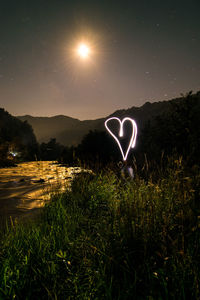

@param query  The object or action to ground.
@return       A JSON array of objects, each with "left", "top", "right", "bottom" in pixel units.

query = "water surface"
[{"left": 0, "top": 161, "right": 82, "bottom": 225}]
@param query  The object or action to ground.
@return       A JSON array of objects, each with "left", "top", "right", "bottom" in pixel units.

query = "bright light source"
[
  {"left": 105, "top": 117, "right": 137, "bottom": 161},
  {"left": 9, "top": 151, "right": 18, "bottom": 157},
  {"left": 77, "top": 43, "right": 90, "bottom": 59}
]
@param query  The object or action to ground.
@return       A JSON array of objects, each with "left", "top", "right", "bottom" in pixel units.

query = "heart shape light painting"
[{"left": 105, "top": 117, "right": 137, "bottom": 161}]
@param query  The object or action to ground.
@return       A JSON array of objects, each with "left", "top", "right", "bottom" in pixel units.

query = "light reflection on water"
[{"left": 0, "top": 161, "right": 85, "bottom": 222}]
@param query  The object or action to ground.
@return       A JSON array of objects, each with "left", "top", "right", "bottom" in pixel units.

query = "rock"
[
  {"left": 19, "top": 178, "right": 25, "bottom": 182},
  {"left": 33, "top": 178, "right": 45, "bottom": 183}
]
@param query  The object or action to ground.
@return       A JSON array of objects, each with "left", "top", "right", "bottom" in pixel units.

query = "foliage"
[
  {"left": 0, "top": 159, "right": 199, "bottom": 299},
  {"left": 59, "top": 130, "right": 120, "bottom": 169},
  {"left": 137, "top": 91, "right": 200, "bottom": 168},
  {"left": 59, "top": 91, "right": 200, "bottom": 172},
  {"left": 39, "top": 138, "right": 64, "bottom": 161},
  {"left": 0, "top": 108, "right": 39, "bottom": 165}
]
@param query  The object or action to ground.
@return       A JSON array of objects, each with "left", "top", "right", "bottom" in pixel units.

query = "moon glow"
[{"left": 77, "top": 43, "right": 90, "bottom": 59}]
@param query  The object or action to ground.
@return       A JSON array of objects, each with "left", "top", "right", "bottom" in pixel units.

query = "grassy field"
[{"left": 0, "top": 158, "right": 200, "bottom": 299}]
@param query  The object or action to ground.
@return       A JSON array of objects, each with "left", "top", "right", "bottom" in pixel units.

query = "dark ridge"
[{"left": 17, "top": 92, "right": 200, "bottom": 146}]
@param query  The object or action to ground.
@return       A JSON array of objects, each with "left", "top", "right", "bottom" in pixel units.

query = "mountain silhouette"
[{"left": 17, "top": 93, "right": 199, "bottom": 146}]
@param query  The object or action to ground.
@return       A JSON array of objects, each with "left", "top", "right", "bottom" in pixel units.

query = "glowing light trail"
[{"left": 105, "top": 117, "right": 137, "bottom": 161}]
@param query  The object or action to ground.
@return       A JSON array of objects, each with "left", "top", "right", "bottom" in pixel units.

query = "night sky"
[{"left": 0, "top": 0, "right": 200, "bottom": 120}]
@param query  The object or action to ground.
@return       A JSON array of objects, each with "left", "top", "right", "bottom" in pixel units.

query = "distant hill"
[
  {"left": 17, "top": 115, "right": 81, "bottom": 145},
  {"left": 17, "top": 114, "right": 105, "bottom": 146},
  {"left": 17, "top": 93, "right": 199, "bottom": 146}
]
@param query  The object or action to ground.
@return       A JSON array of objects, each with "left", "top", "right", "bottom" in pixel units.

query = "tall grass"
[{"left": 0, "top": 158, "right": 200, "bottom": 299}]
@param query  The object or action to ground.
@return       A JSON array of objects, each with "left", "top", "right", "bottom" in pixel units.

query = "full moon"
[{"left": 77, "top": 43, "right": 90, "bottom": 59}]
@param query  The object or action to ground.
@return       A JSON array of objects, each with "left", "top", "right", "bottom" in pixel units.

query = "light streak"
[{"left": 105, "top": 117, "right": 137, "bottom": 161}]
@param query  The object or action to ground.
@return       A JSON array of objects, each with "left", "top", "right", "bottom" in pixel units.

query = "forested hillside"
[
  {"left": 0, "top": 108, "right": 38, "bottom": 166},
  {"left": 60, "top": 91, "right": 200, "bottom": 170}
]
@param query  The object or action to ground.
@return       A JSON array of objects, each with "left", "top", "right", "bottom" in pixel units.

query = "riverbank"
[{"left": 0, "top": 160, "right": 199, "bottom": 299}]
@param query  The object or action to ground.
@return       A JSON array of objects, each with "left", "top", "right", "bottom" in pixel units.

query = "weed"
[{"left": 0, "top": 160, "right": 199, "bottom": 299}]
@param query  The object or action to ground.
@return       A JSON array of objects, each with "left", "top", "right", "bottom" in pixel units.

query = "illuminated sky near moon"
[{"left": 0, "top": 0, "right": 200, "bottom": 120}]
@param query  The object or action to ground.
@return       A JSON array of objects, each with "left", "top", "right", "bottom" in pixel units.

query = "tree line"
[{"left": 0, "top": 108, "right": 38, "bottom": 166}]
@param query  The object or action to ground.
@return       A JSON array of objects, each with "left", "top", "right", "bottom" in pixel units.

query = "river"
[{"left": 0, "top": 161, "right": 83, "bottom": 226}]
